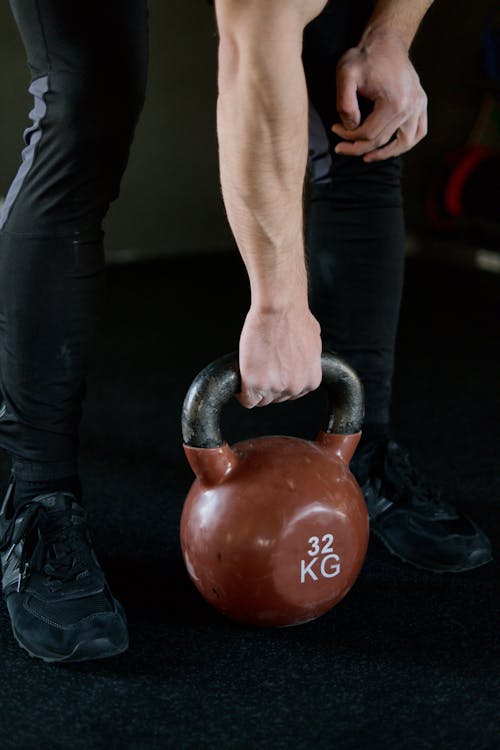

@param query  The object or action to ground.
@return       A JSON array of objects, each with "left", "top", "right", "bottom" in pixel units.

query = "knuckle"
[
  {"left": 400, "top": 93, "right": 411, "bottom": 110},
  {"left": 258, "top": 397, "right": 273, "bottom": 408},
  {"left": 336, "top": 56, "right": 355, "bottom": 73},
  {"left": 239, "top": 395, "right": 256, "bottom": 410},
  {"left": 337, "top": 102, "right": 354, "bottom": 115},
  {"left": 288, "top": 380, "right": 303, "bottom": 397},
  {"left": 244, "top": 383, "right": 265, "bottom": 401},
  {"left": 386, "top": 92, "right": 402, "bottom": 111},
  {"left": 337, "top": 108, "right": 353, "bottom": 122},
  {"left": 271, "top": 377, "right": 288, "bottom": 394}
]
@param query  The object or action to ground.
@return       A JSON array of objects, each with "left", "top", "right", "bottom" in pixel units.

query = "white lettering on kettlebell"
[
  {"left": 301, "top": 557, "right": 319, "bottom": 582},
  {"left": 307, "top": 534, "right": 335, "bottom": 556},
  {"left": 320, "top": 534, "right": 334, "bottom": 554},
  {"left": 320, "top": 554, "right": 340, "bottom": 578},
  {"left": 307, "top": 536, "right": 320, "bottom": 556},
  {"left": 301, "top": 534, "right": 341, "bottom": 583}
]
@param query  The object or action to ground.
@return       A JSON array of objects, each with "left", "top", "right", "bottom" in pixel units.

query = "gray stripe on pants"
[
  {"left": 308, "top": 101, "right": 333, "bottom": 185},
  {"left": 0, "top": 75, "right": 49, "bottom": 230}
]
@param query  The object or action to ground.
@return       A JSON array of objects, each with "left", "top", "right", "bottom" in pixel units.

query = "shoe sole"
[
  {"left": 371, "top": 527, "right": 493, "bottom": 573},
  {"left": 13, "top": 628, "right": 129, "bottom": 664}
]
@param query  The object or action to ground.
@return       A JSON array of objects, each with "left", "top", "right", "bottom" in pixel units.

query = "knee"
[
  {"left": 2, "top": 71, "right": 146, "bottom": 233},
  {"left": 48, "top": 71, "right": 145, "bottom": 154},
  {"left": 310, "top": 151, "right": 404, "bottom": 209}
]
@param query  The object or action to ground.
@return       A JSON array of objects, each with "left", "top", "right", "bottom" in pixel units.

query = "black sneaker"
[
  {"left": 0, "top": 474, "right": 129, "bottom": 663},
  {"left": 351, "top": 440, "right": 493, "bottom": 573}
]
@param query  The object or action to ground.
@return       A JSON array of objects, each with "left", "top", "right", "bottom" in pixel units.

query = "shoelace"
[
  {"left": 0, "top": 498, "right": 91, "bottom": 590},
  {"left": 383, "top": 443, "right": 450, "bottom": 512},
  {"left": 38, "top": 504, "right": 91, "bottom": 581}
]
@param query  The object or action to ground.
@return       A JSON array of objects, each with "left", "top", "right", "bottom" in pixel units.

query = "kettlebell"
[{"left": 180, "top": 351, "right": 369, "bottom": 627}]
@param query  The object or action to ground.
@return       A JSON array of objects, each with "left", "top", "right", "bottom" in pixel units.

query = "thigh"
[
  {"left": 8, "top": 0, "right": 149, "bottom": 82},
  {"left": 3, "top": 0, "right": 149, "bottom": 234}
]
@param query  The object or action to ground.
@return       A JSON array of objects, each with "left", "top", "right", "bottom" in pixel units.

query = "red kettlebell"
[{"left": 180, "top": 351, "right": 369, "bottom": 627}]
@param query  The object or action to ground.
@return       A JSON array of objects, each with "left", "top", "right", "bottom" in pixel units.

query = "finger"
[
  {"left": 333, "top": 114, "right": 404, "bottom": 157},
  {"left": 235, "top": 390, "right": 265, "bottom": 409},
  {"left": 362, "top": 134, "right": 404, "bottom": 162},
  {"left": 362, "top": 103, "right": 427, "bottom": 163},
  {"left": 363, "top": 126, "right": 413, "bottom": 162},
  {"left": 363, "top": 113, "right": 419, "bottom": 162},
  {"left": 335, "top": 66, "right": 361, "bottom": 130},
  {"left": 332, "top": 99, "right": 401, "bottom": 145},
  {"left": 334, "top": 122, "right": 400, "bottom": 157},
  {"left": 235, "top": 394, "right": 255, "bottom": 409},
  {"left": 254, "top": 394, "right": 277, "bottom": 408},
  {"left": 238, "top": 380, "right": 300, "bottom": 408}
]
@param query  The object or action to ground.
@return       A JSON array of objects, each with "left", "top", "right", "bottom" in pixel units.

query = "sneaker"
[
  {"left": 351, "top": 440, "right": 493, "bottom": 573},
  {"left": 0, "top": 473, "right": 129, "bottom": 663}
]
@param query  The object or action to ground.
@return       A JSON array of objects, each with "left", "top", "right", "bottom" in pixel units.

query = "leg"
[
  {"left": 303, "top": 0, "right": 404, "bottom": 432},
  {"left": 0, "top": 0, "right": 149, "bottom": 662},
  {"left": 302, "top": 0, "right": 492, "bottom": 572},
  {"left": 0, "top": 0, "right": 149, "bottom": 485},
  {"left": 306, "top": 132, "right": 405, "bottom": 430}
]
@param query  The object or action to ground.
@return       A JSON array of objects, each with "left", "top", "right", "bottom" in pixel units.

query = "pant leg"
[
  {"left": 303, "top": 0, "right": 405, "bottom": 426},
  {"left": 0, "top": 0, "right": 149, "bottom": 480}
]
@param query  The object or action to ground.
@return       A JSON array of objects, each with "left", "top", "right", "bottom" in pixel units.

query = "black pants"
[
  {"left": 0, "top": 0, "right": 404, "bottom": 480},
  {"left": 304, "top": 1, "right": 405, "bottom": 428}
]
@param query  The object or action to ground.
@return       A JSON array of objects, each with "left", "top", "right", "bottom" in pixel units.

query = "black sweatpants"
[{"left": 0, "top": 0, "right": 404, "bottom": 481}]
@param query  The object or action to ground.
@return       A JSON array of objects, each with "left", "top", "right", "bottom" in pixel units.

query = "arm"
[
  {"left": 332, "top": 0, "right": 434, "bottom": 161},
  {"left": 215, "top": 1, "right": 326, "bottom": 408}
]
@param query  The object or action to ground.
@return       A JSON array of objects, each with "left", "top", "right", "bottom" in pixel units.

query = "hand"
[
  {"left": 331, "top": 31, "right": 428, "bottom": 162},
  {"left": 237, "top": 303, "right": 322, "bottom": 408}
]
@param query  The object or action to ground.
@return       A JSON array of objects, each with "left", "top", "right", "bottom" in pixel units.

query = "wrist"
[
  {"left": 358, "top": 0, "right": 435, "bottom": 53},
  {"left": 358, "top": 25, "right": 412, "bottom": 54},
  {"left": 250, "top": 271, "right": 309, "bottom": 314}
]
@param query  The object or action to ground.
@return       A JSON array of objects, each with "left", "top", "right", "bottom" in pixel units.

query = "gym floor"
[{"left": 0, "top": 252, "right": 498, "bottom": 750}]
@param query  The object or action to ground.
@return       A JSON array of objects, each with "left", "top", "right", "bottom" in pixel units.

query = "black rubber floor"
[{"left": 0, "top": 253, "right": 498, "bottom": 750}]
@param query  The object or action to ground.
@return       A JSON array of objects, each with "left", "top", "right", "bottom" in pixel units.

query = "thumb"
[{"left": 335, "top": 67, "right": 361, "bottom": 130}]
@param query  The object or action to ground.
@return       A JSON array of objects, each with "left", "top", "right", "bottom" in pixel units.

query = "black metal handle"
[{"left": 182, "top": 351, "right": 364, "bottom": 449}]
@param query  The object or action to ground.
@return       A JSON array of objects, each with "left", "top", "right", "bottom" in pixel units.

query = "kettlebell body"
[{"left": 181, "top": 352, "right": 369, "bottom": 627}]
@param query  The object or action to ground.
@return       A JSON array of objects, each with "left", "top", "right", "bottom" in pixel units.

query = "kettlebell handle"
[{"left": 182, "top": 351, "right": 364, "bottom": 449}]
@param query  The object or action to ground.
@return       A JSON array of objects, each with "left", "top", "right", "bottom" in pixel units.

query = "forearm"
[
  {"left": 362, "top": 0, "right": 434, "bottom": 50},
  {"left": 216, "top": 3, "right": 325, "bottom": 311}
]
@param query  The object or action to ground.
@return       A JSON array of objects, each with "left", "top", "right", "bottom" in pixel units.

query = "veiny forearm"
[
  {"left": 362, "top": 0, "right": 435, "bottom": 49},
  {"left": 216, "top": 11, "right": 313, "bottom": 311},
  {"left": 213, "top": 2, "right": 325, "bottom": 408}
]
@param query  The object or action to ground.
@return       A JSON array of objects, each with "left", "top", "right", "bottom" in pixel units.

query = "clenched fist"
[{"left": 237, "top": 303, "right": 323, "bottom": 409}]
